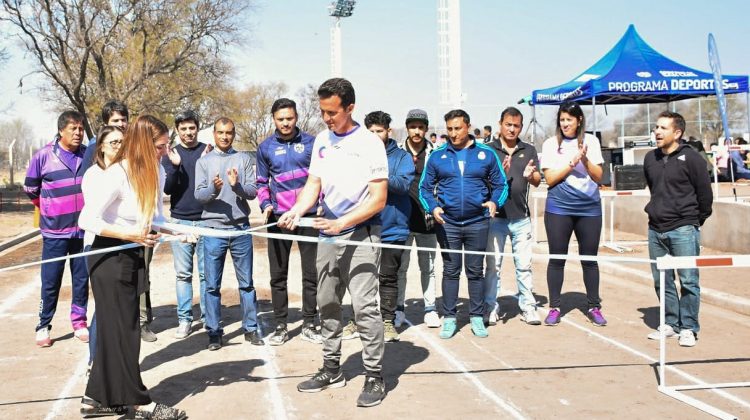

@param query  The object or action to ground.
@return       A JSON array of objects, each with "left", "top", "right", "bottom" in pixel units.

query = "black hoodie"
[{"left": 643, "top": 143, "right": 713, "bottom": 233}]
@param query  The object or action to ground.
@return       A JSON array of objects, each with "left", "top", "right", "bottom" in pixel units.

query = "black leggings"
[{"left": 544, "top": 212, "right": 602, "bottom": 310}]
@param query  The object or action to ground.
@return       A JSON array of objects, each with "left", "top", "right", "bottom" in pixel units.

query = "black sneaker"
[
  {"left": 244, "top": 330, "right": 264, "bottom": 346},
  {"left": 357, "top": 376, "right": 386, "bottom": 407},
  {"left": 297, "top": 368, "right": 346, "bottom": 393},
  {"left": 140, "top": 323, "right": 157, "bottom": 342},
  {"left": 207, "top": 335, "right": 222, "bottom": 351}
]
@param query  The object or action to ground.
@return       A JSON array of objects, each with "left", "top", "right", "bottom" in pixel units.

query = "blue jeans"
[
  {"left": 170, "top": 218, "right": 206, "bottom": 323},
  {"left": 435, "top": 219, "right": 489, "bottom": 317},
  {"left": 648, "top": 225, "right": 701, "bottom": 333},
  {"left": 203, "top": 224, "right": 257, "bottom": 337},
  {"left": 484, "top": 217, "right": 535, "bottom": 311},
  {"left": 38, "top": 237, "right": 88, "bottom": 331}
]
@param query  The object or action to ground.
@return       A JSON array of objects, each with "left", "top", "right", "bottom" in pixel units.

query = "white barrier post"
[
  {"left": 600, "top": 195, "right": 606, "bottom": 245},
  {"left": 658, "top": 268, "right": 666, "bottom": 388},
  {"left": 610, "top": 196, "right": 615, "bottom": 245},
  {"left": 533, "top": 194, "right": 538, "bottom": 244}
]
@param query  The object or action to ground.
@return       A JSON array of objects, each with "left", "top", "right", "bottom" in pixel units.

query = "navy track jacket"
[{"left": 418, "top": 139, "right": 508, "bottom": 225}]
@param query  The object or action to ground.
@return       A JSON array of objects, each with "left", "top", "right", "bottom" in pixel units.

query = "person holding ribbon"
[{"left": 78, "top": 115, "right": 187, "bottom": 419}]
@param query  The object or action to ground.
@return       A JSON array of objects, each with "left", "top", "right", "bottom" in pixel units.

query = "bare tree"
[
  {"left": 1, "top": 0, "right": 253, "bottom": 137},
  {"left": 231, "top": 82, "right": 288, "bottom": 151},
  {"left": 0, "top": 118, "right": 35, "bottom": 185},
  {"left": 295, "top": 84, "right": 325, "bottom": 136},
  {"left": 606, "top": 96, "right": 748, "bottom": 146}
]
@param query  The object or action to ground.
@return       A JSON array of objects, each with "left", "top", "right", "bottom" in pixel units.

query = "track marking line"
[
  {"left": 253, "top": 314, "right": 291, "bottom": 420},
  {"left": 404, "top": 318, "right": 526, "bottom": 419},
  {"left": 555, "top": 311, "right": 750, "bottom": 410},
  {"left": 44, "top": 353, "right": 88, "bottom": 420},
  {"left": 0, "top": 275, "right": 38, "bottom": 316}
]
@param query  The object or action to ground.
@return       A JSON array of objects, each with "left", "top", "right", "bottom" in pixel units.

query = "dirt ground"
[
  {"left": 0, "top": 212, "right": 749, "bottom": 419},
  {"left": 0, "top": 209, "right": 35, "bottom": 241}
]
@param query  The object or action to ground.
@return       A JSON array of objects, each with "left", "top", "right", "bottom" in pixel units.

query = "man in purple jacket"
[
  {"left": 256, "top": 98, "right": 322, "bottom": 346},
  {"left": 24, "top": 110, "right": 89, "bottom": 347}
]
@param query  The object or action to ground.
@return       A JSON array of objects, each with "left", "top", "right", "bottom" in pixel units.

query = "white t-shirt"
[
  {"left": 308, "top": 124, "right": 388, "bottom": 228},
  {"left": 540, "top": 133, "right": 603, "bottom": 216}
]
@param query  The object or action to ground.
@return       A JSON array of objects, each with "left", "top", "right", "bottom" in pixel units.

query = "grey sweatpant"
[{"left": 317, "top": 225, "right": 384, "bottom": 375}]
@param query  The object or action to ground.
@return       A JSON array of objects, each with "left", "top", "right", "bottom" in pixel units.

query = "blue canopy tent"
[{"left": 521, "top": 24, "right": 749, "bottom": 145}]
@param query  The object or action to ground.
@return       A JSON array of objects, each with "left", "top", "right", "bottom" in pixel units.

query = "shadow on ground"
[{"left": 148, "top": 359, "right": 266, "bottom": 407}]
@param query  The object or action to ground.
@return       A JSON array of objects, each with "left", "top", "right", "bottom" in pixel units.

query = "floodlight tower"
[
  {"left": 437, "top": 0, "right": 463, "bottom": 108},
  {"left": 329, "top": 0, "right": 356, "bottom": 77}
]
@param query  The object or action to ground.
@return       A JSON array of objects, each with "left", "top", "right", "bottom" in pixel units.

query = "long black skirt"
[{"left": 84, "top": 236, "right": 151, "bottom": 406}]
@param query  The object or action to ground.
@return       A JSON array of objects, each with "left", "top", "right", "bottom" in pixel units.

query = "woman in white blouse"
[
  {"left": 78, "top": 115, "right": 187, "bottom": 419},
  {"left": 82, "top": 125, "right": 123, "bottom": 370},
  {"left": 540, "top": 101, "right": 607, "bottom": 328}
]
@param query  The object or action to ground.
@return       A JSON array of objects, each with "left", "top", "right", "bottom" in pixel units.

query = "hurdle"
[
  {"left": 600, "top": 189, "right": 650, "bottom": 253},
  {"left": 656, "top": 255, "right": 750, "bottom": 420}
]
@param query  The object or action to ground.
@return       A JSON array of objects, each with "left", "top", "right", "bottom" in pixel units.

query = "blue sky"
[{"left": 2, "top": 0, "right": 749, "bottom": 143}]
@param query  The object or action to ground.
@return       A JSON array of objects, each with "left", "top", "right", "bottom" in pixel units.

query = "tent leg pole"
[
  {"left": 532, "top": 105, "right": 536, "bottom": 146},
  {"left": 698, "top": 97, "right": 703, "bottom": 139},
  {"left": 593, "top": 96, "right": 597, "bottom": 138}
]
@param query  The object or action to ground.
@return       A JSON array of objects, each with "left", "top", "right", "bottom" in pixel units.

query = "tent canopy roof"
[{"left": 527, "top": 25, "right": 748, "bottom": 106}]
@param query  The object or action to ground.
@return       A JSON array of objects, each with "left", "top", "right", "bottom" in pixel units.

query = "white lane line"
[
  {"left": 555, "top": 311, "right": 750, "bottom": 410},
  {"left": 253, "top": 315, "right": 291, "bottom": 420},
  {"left": 404, "top": 318, "right": 526, "bottom": 419},
  {"left": 259, "top": 347, "right": 290, "bottom": 420},
  {"left": 0, "top": 275, "right": 38, "bottom": 316},
  {"left": 44, "top": 353, "right": 88, "bottom": 420},
  {"left": 555, "top": 263, "right": 750, "bottom": 409}
]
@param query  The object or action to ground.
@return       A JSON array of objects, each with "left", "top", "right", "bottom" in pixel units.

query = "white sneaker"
[
  {"left": 394, "top": 311, "right": 406, "bottom": 328},
  {"left": 488, "top": 311, "right": 499, "bottom": 326},
  {"left": 74, "top": 327, "right": 90, "bottom": 343},
  {"left": 174, "top": 321, "right": 192, "bottom": 339},
  {"left": 424, "top": 311, "right": 440, "bottom": 328},
  {"left": 36, "top": 327, "right": 52, "bottom": 347},
  {"left": 647, "top": 325, "right": 678, "bottom": 340},
  {"left": 678, "top": 329, "right": 696, "bottom": 347},
  {"left": 521, "top": 308, "right": 541, "bottom": 325}
]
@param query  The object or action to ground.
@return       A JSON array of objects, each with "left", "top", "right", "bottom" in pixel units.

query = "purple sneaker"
[
  {"left": 544, "top": 308, "right": 561, "bottom": 326},
  {"left": 587, "top": 307, "right": 607, "bottom": 326}
]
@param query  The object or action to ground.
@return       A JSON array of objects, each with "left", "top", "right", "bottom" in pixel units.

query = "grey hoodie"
[{"left": 195, "top": 148, "right": 257, "bottom": 228}]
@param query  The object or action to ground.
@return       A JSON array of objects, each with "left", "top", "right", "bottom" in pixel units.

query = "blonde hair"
[{"left": 111, "top": 115, "right": 168, "bottom": 225}]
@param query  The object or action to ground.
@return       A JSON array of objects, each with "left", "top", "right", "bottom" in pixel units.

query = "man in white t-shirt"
[{"left": 278, "top": 78, "right": 388, "bottom": 407}]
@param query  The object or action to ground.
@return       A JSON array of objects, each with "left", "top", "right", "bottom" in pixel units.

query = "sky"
[{"left": 1, "top": 0, "right": 750, "bottom": 145}]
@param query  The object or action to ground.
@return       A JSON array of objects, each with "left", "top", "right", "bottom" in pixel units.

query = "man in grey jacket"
[{"left": 195, "top": 117, "right": 262, "bottom": 350}]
